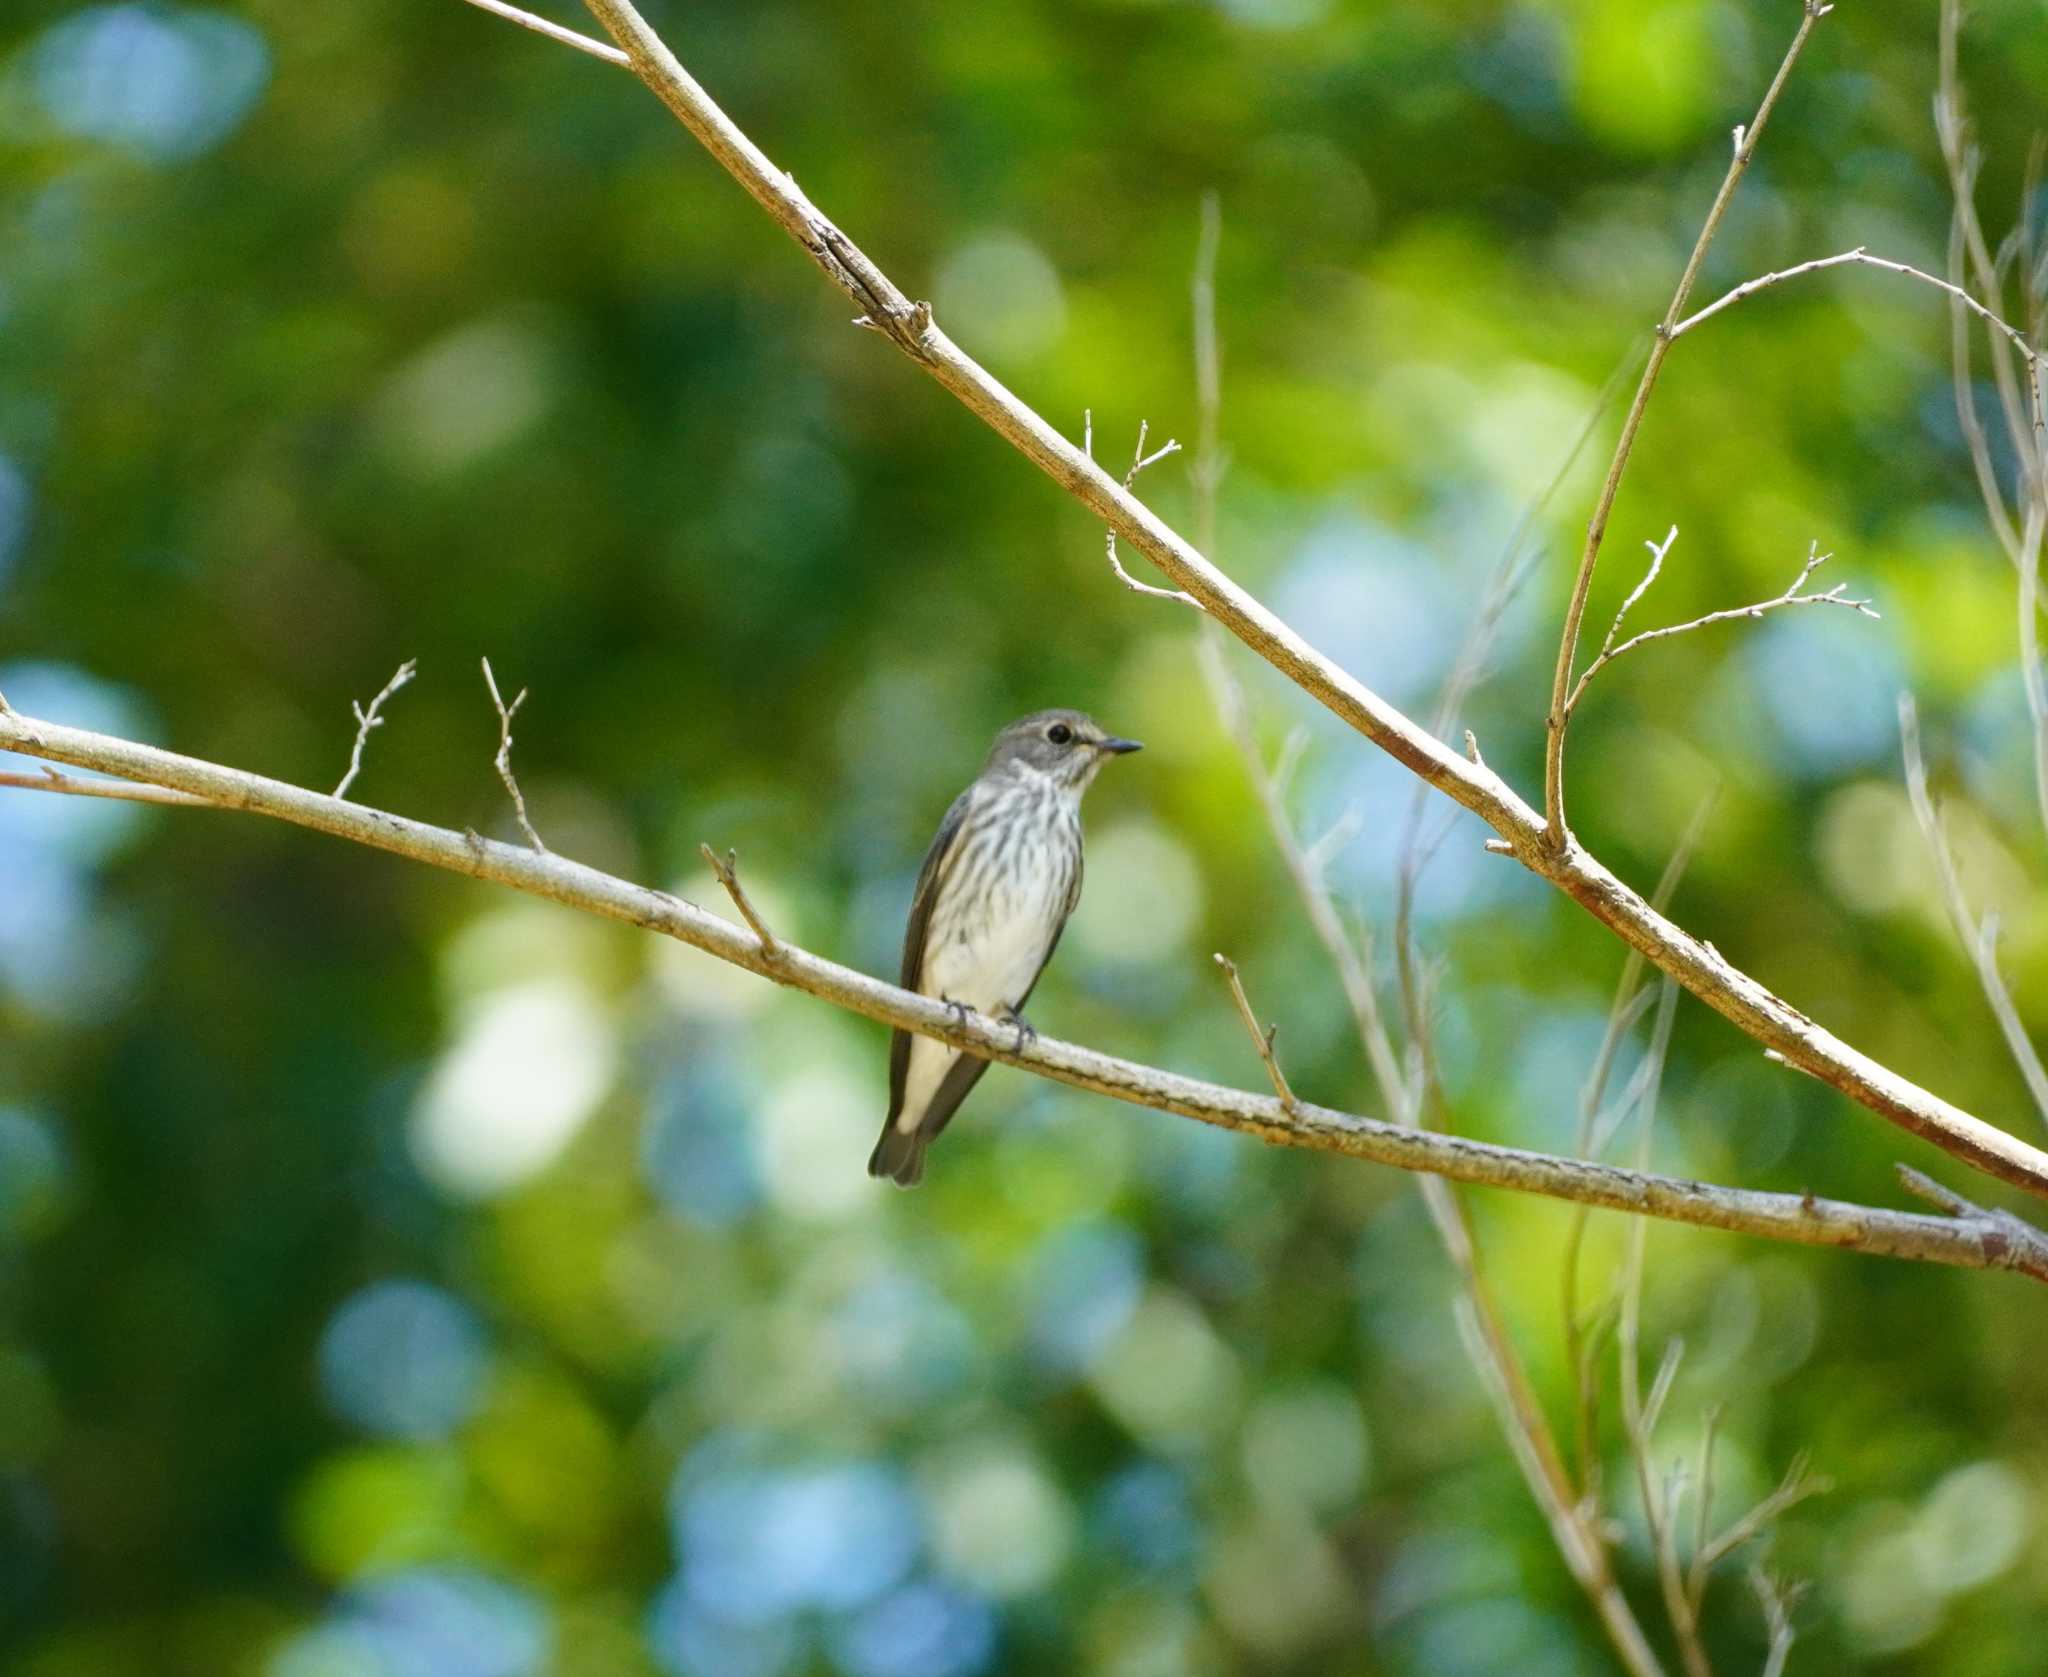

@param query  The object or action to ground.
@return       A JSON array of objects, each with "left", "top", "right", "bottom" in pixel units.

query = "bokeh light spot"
[
  {"left": 411, "top": 981, "right": 617, "bottom": 1198},
  {"left": 317, "top": 1280, "right": 488, "bottom": 1442},
  {"left": 29, "top": 5, "right": 269, "bottom": 161}
]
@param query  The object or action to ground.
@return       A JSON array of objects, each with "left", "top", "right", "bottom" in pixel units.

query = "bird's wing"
[{"left": 886, "top": 784, "right": 975, "bottom": 1125}]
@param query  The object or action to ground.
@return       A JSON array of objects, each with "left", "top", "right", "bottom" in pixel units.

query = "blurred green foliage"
[{"left": 3, "top": 0, "right": 2047, "bottom": 1673}]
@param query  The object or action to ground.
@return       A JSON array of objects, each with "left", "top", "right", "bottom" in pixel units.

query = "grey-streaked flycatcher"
[{"left": 868, "top": 708, "right": 1142, "bottom": 1187}]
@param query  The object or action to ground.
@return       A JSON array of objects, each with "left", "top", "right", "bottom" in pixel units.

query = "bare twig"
[
  {"left": 333, "top": 659, "right": 418, "bottom": 800},
  {"left": 1690, "top": 1453, "right": 1828, "bottom": 1586},
  {"left": 0, "top": 768, "right": 213, "bottom": 809},
  {"left": 1214, "top": 954, "right": 1299, "bottom": 1113},
  {"left": 1899, "top": 693, "right": 2048, "bottom": 1133},
  {"left": 1085, "top": 411, "right": 1202, "bottom": 609},
  {"left": 459, "top": 0, "right": 627, "bottom": 63},
  {"left": 480, "top": 656, "right": 546, "bottom": 853},
  {"left": 1612, "top": 975, "right": 1715, "bottom": 1677},
  {"left": 1190, "top": 192, "right": 1225, "bottom": 558},
  {"left": 1671, "top": 246, "right": 2044, "bottom": 362},
  {"left": 1545, "top": 0, "right": 1833, "bottom": 842},
  {"left": 1566, "top": 540, "right": 1877, "bottom": 717},
  {"left": 1937, "top": 0, "right": 2038, "bottom": 500},
  {"left": 698, "top": 842, "right": 780, "bottom": 962},
  {"left": 1899, "top": 1162, "right": 2048, "bottom": 1277},
  {"left": 1750, "top": 1566, "right": 1806, "bottom": 1677}
]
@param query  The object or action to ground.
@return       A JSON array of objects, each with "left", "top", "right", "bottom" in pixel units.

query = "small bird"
[{"left": 869, "top": 709, "right": 1142, "bottom": 1187}]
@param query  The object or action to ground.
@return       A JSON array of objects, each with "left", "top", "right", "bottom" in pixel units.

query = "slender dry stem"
[
  {"left": 481, "top": 656, "right": 546, "bottom": 853},
  {"left": 1898, "top": 694, "right": 2048, "bottom": 1133},
  {"left": 333, "top": 658, "right": 418, "bottom": 800},
  {"left": 698, "top": 842, "right": 781, "bottom": 962},
  {"left": 1671, "top": 245, "right": 2044, "bottom": 360},
  {"left": 1545, "top": 0, "right": 1833, "bottom": 841},
  {"left": 1213, "top": 955, "right": 1301, "bottom": 1112}
]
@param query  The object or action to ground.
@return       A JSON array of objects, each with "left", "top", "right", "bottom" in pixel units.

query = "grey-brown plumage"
[{"left": 869, "top": 709, "right": 1142, "bottom": 1186}]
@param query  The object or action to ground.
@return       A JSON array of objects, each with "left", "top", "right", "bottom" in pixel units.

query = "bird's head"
[{"left": 985, "top": 709, "right": 1143, "bottom": 792}]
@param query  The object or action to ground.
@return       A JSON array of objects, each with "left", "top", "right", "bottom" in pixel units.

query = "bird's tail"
[{"left": 867, "top": 1121, "right": 929, "bottom": 1188}]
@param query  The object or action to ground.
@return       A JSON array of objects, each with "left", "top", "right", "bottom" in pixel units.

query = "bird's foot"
[
  {"left": 938, "top": 994, "right": 973, "bottom": 1030},
  {"left": 998, "top": 1006, "right": 1037, "bottom": 1053}
]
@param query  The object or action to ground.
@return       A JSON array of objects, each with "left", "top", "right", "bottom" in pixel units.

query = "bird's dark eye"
[{"left": 1046, "top": 723, "right": 1073, "bottom": 745}]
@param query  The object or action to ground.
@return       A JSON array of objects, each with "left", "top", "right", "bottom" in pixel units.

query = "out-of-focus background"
[{"left": 3, "top": 0, "right": 2046, "bottom": 1672}]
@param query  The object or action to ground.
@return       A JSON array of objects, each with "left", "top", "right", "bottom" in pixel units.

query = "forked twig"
[
  {"left": 480, "top": 656, "right": 546, "bottom": 853},
  {"left": 1899, "top": 1163, "right": 2048, "bottom": 1277},
  {"left": 1566, "top": 539, "right": 1876, "bottom": 717},
  {"left": 699, "top": 842, "right": 781, "bottom": 962},
  {"left": 1084, "top": 411, "right": 1203, "bottom": 609},
  {"left": 1545, "top": 0, "right": 1836, "bottom": 839},
  {"left": 333, "top": 659, "right": 418, "bottom": 800},
  {"left": 1214, "top": 953, "right": 1299, "bottom": 1113}
]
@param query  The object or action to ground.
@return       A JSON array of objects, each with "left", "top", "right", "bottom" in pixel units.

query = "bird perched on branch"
[{"left": 869, "top": 709, "right": 1142, "bottom": 1187}]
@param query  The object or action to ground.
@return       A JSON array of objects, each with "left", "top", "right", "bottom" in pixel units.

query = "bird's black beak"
[{"left": 1098, "top": 737, "right": 1143, "bottom": 755}]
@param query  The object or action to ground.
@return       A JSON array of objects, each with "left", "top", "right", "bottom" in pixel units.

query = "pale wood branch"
[{"left": 3, "top": 702, "right": 2042, "bottom": 1282}]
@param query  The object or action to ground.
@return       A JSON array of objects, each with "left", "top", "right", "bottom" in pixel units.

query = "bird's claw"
[
  {"left": 999, "top": 1007, "right": 1037, "bottom": 1053},
  {"left": 939, "top": 995, "right": 973, "bottom": 1029}
]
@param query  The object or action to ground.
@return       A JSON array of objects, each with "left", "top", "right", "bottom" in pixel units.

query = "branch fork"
[{"left": 698, "top": 842, "right": 783, "bottom": 966}]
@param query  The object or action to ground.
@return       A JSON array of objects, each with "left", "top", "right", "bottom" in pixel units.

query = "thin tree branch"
[
  {"left": 1691, "top": 1455, "right": 1827, "bottom": 1586},
  {"left": 1670, "top": 246, "right": 2044, "bottom": 361},
  {"left": 1614, "top": 977, "right": 1716, "bottom": 1677},
  {"left": 1899, "top": 1162, "right": 2048, "bottom": 1276},
  {"left": 1545, "top": 0, "right": 1833, "bottom": 843},
  {"left": 1566, "top": 540, "right": 1877, "bottom": 717},
  {"left": 1898, "top": 693, "right": 2048, "bottom": 1134},
  {"left": 1750, "top": 1567, "right": 1806, "bottom": 1677},
  {"left": 1084, "top": 412, "right": 1202, "bottom": 609},
  {"left": 0, "top": 768, "right": 213, "bottom": 809},
  {"left": 3, "top": 701, "right": 2042, "bottom": 1281},
  {"left": 428, "top": 0, "right": 2048, "bottom": 1200},
  {"left": 698, "top": 842, "right": 781, "bottom": 963},
  {"left": 1213, "top": 954, "right": 1302, "bottom": 1118},
  {"left": 333, "top": 658, "right": 418, "bottom": 800},
  {"left": 458, "top": 0, "right": 626, "bottom": 65},
  {"left": 480, "top": 656, "right": 546, "bottom": 853}
]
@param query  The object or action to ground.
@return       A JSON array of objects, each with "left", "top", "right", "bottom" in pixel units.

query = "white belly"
[{"left": 896, "top": 790, "right": 1078, "bottom": 1129}]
